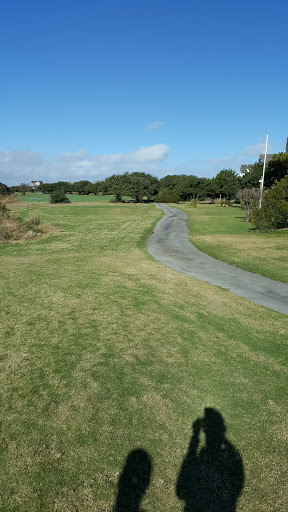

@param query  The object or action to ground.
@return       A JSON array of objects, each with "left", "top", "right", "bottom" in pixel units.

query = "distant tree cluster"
[
  {"left": 40, "top": 180, "right": 100, "bottom": 195},
  {"left": 4, "top": 151, "right": 288, "bottom": 228}
]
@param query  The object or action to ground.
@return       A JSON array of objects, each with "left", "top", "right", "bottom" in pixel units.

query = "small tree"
[
  {"left": 50, "top": 190, "right": 71, "bottom": 204},
  {"left": 236, "top": 188, "right": 260, "bottom": 221},
  {"left": 251, "top": 175, "right": 288, "bottom": 230},
  {"left": 19, "top": 183, "right": 30, "bottom": 195},
  {"left": 214, "top": 169, "right": 239, "bottom": 199}
]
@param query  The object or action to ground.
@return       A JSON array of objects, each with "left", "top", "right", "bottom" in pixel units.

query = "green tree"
[
  {"left": 40, "top": 182, "right": 56, "bottom": 194},
  {"left": 265, "top": 153, "right": 288, "bottom": 188},
  {"left": 73, "top": 181, "right": 92, "bottom": 195},
  {"left": 252, "top": 175, "right": 288, "bottom": 230},
  {"left": 104, "top": 173, "right": 129, "bottom": 201},
  {"left": 214, "top": 169, "right": 239, "bottom": 199},
  {"left": 126, "top": 172, "right": 159, "bottom": 202},
  {"left": 155, "top": 188, "right": 180, "bottom": 203},
  {"left": 175, "top": 176, "right": 200, "bottom": 201},
  {"left": 159, "top": 174, "right": 183, "bottom": 191},
  {"left": 0, "top": 182, "right": 10, "bottom": 197},
  {"left": 54, "top": 181, "right": 74, "bottom": 194},
  {"left": 239, "top": 162, "right": 263, "bottom": 189},
  {"left": 50, "top": 190, "right": 71, "bottom": 204}
]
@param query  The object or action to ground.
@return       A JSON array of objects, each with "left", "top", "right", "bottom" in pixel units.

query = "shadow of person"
[
  {"left": 112, "top": 448, "right": 152, "bottom": 512},
  {"left": 176, "top": 408, "right": 244, "bottom": 511}
]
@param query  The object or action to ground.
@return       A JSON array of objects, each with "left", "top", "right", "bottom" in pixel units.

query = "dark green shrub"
[
  {"left": 251, "top": 175, "right": 288, "bottom": 230},
  {"left": 155, "top": 188, "right": 180, "bottom": 203},
  {"left": 0, "top": 182, "right": 10, "bottom": 197},
  {"left": 50, "top": 190, "right": 71, "bottom": 204}
]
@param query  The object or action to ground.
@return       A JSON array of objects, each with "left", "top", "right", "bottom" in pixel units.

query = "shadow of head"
[{"left": 203, "top": 407, "right": 226, "bottom": 451}]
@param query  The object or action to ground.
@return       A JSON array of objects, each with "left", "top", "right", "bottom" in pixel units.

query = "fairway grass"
[
  {"left": 178, "top": 203, "right": 288, "bottom": 283},
  {"left": 0, "top": 202, "right": 287, "bottom": 511},
  {"left": 17, "top": 192, "right": 116, "bottom": 203}
]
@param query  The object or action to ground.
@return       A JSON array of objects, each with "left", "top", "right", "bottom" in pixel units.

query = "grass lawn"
[
  {"left": 177, "top": 203, "right": 288, "bottom": 283},
  {"left": 0, "top": 201, "right": 287, "bottom": 511},
  {"left": 17, "top": 192, "right": 116, "bottom": 203}
]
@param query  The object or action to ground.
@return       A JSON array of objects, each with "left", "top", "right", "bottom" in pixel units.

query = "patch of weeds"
[{"left": 0, "top": 198, "right": 50, "bottom": 242}]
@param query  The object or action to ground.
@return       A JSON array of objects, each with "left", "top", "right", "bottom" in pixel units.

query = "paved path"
[{"left": 147, "top": 204, "right": 288, "bottom": 315}]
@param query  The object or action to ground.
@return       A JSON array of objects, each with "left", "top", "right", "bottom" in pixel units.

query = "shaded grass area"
[
  {"left": 177, "top": 204, "right": 288, "bottom": 283},
  {"left": 0, "top": 202, "right": 287, "bottom": 511}
]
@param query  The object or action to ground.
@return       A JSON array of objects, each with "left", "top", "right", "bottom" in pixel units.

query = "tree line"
[
  {"left": 2, "top": 152, "right": 288, "bottom": 230},
  {"left": 6, "top": 152, "right": 288, "bottom": 203}
]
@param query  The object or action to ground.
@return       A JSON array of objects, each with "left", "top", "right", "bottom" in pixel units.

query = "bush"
[
  {"left": 187, "top": 198, "right": 197, "bottom": 208},
  {"left": 155, "top": 188, "right": 180, "bottom": 203},
  {"left": 50, "top": 190, "right": 71, "bottom": 204},
  {"left": 237, "top": 188, "right": 260, "bottom": 222},
  {"left": 251, "top": 175, "right": 288, "bottom": 230},
  {"left": 0, "top": 182, "right": 10, "bottom": 197},
  {"left": 26, "top": 213, "right": 41, "bottom": 229},
  {"left": 0, "top": 201, "right": 49, "bottom": 242}
]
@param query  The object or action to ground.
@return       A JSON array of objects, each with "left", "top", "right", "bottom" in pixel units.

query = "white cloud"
[
  {"left": 0, "top": 145, "right": 170, "bottom": 185},
  {"left": 129, "top": 144, "right": 168, "bottom": 162},
  {"left": 145, "top": 121, "right": 165, "bottom": 130},
  {"left": 59, "top": 149, "right": 90, "bottom": 161},
  {"left": 244, "top": 142, "right": 272, "bottom": 157},
  {"left": 0, "top": 150, "right": 47, "bottom": 184}
]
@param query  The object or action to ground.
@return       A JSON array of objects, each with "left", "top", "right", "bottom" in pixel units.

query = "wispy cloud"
[
  {"left": 244, "top": 142, "right": 272, "bottom": 157},
  {"left": 145, "top": 121, "right": 165, "bottom": 131},
  {"left": 0, "top": 145, "right": 170, "bottom": 185}
]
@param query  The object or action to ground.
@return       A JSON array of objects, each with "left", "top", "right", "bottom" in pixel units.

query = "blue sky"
[{"left": 0, "top": 0, "right": 287, "bottom": 185}]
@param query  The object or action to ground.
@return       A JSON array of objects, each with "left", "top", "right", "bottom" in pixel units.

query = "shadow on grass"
[
  {"left": 112, "top": 449, "right": 152, "bottom": 512},
  {"left": 176, "top": 408, "right": 244, "bottom": 511}
]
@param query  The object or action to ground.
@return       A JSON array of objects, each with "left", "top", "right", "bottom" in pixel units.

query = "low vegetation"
[
  {"left": 0, "top": 199, "right": 287, "bottom": 511},
  {"left": 252, "top": 175, "right": 288, "bottom": 230},
  {"left": 155, "top": 187, "right": 180, "bottom": 203},
  {"left": 0, "top": 194, "right": 50, "bottom": 242},
  {"left": 50, "top": 190, "right": 71, "bottom": 204}
]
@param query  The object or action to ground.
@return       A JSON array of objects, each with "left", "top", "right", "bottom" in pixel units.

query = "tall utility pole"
[{"left": 259, "top": 132, "right": 269, "bottom": 208}]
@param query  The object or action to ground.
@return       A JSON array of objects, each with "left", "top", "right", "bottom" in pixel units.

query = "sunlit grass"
[
  {"left": 0, "top": 202, "right": 287, "bottom": 511},
  {"left": 17, "top": 192, "right": 116, "bottom": 203}
]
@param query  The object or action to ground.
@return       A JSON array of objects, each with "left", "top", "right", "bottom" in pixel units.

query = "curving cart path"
[{"left": 147, "top": 204, "right": 288, "bottom": 315}]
